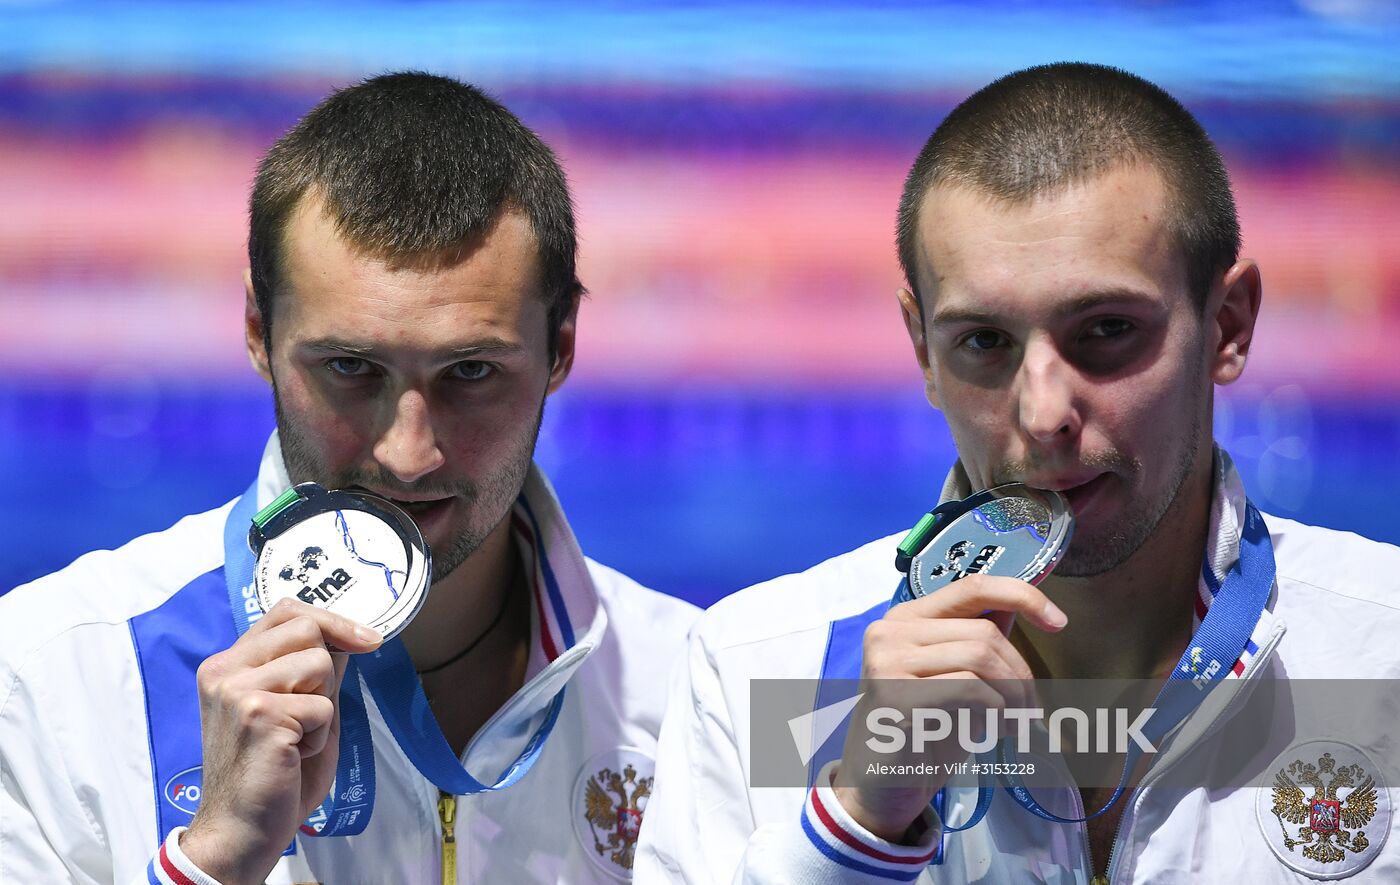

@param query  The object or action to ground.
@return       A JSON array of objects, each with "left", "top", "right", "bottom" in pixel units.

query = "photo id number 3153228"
[{"left": 970, "top": 762, "right": 1036, "bottom": 776}]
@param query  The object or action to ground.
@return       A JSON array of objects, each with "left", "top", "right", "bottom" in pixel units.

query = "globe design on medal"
[{"left": 903, "top": 484, "right": 1072, "bottom": 600}]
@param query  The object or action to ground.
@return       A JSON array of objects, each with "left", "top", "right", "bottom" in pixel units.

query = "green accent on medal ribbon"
[
  {"left": 897, "top": 511, "right": 940, "bottom": 560},
  {"left": 254, "top": 487, "right": 302, "bottom": 527}
]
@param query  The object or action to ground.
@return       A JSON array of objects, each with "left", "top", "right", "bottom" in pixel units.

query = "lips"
[
  {"left": 348, "top": 485, "right": 446, "bottom": 510},
  {"left": 391, "top": 498, "right": 449, "bottom": 513},
  {"left": 341, "top": 484, "right": 457, "bottom": 538},
  {"left": 1056, "top": 474, "right": 1111, "bottom": 518},
  {"left": 376, "top": 495, "right": 455, "bottom": 537},
  {"left": 390, "top": 497, "right": 450, "bottom": 521}
]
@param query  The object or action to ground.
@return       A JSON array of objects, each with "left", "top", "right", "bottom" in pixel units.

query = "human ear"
[
  {"left": 545, "top": 286, "right": 581, "bottom": 395},
  {"left": 898, "top": 287, "right": 940, "bottom": 409},
  {"left": 1209, "top": 260, "right": 1262, "bottom": 386},
  {"left": 244, "top": 268, "right": 274, "bottom": 385}
]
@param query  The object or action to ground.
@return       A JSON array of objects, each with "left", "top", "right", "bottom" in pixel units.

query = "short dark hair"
[
  {"left": 896, "top": 62, "right": 1239, "bottom": 309},
  {"left": 248, "top": 71, "right": 581, "bottom": 356}
]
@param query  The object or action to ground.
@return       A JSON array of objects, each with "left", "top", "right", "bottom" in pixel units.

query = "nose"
[
  {"left": 1016, "top": 338, "right": 1080, "bottom": 445},
  {"left": 373, "top": 389, "right": 446, "bottom": 484}
]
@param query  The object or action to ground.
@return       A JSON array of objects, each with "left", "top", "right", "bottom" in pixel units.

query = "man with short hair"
[
  {"left": 0, "top": 72, "right": 697, "bottom": 884},
  {"left": 637, "top": 62, "right": 1400, "bottom": 883}
]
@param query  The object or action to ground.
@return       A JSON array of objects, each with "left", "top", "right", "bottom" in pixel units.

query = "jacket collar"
[{"left": 1192, "top": 447, "right": 1279, "bottom": 680}]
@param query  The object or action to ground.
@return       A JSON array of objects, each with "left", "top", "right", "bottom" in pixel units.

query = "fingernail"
[
  {"left": 355, "top": 625, "right": 383, "bottom": 645},
  {"left": 1043, "top": 600, "right": 1067, "bottom": 629}
]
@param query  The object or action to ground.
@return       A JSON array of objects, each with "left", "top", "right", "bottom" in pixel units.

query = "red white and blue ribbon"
[{"left": 995, "top": 501, "right": 1276, "bottom": 825}]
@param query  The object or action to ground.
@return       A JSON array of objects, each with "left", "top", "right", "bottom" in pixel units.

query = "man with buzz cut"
[
  {"left": 0, "top": 72, "right": 697, "bottom": 884},
  {"left": 637, "top": 63, "right": 1400, "bottom": 883}
]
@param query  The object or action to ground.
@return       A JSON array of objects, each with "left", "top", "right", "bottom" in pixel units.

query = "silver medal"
[
  {"left": 249, "top": 483, "right": 432, "bottom": 640},
  {"left": 897, "top": 483, "right": 1073, "bottom": 602}
]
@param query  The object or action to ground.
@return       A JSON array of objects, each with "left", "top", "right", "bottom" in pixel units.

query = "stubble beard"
[
  {"left": 273, "top": 390, "right": 545, "bottom": 584},
  {"left": 1053, "top": 387, "right": 1205, "bottom": 579},
  {"left": 1051, "top": 417, "right": 1200, "bottom": 577}
]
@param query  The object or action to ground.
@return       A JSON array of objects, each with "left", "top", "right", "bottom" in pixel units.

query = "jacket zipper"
[
  {"left": 1070, "top": 787, "right": 1101, "bottom": 885},
  {"left": 1101, "top": 621, "right": 1286, "bottom": 884},
  {"left": 438, "top": 790, "right": 457, "bottom": 885},
  {"left": 1062, "top": 780, "right": 1110, "bottom": 885},
  {"left": 1094, "top": 801, "right": 1127, "bottom": 885},
  {"left": 1099, "top": 688, "right": 1241, "bottom": 883}
]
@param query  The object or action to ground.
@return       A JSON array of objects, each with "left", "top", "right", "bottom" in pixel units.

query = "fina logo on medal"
[
  {"left": 572, "top": 748, "right": 655, "bottom": 879},
  {"left": 924, "top": 538, "right": 1006, "bottom": 582},
  {"left": 1257, "top": 740, "right": 1391, "bottom": 879},
  {"left": 277, "top": 546, "right": 357, "bottom": 607}
]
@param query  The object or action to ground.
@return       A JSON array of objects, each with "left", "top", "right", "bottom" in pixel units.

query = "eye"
[
  {"left": 1083, "top": 317, "right": 1135, "bottom": 339},
  {"left": 326, "top": 356, "right": 375, "bottom": 377},
  {"left": 448, "top": 361, "right": 495, "bottom": 381},
  {"left": 960, "top": 329, "right": 1008, "bottom": 352}
]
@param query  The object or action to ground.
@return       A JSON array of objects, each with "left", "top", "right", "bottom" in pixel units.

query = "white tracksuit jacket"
[
  {"left": 637, "top": 449, "right": 1400, "bottom": 883},
  {"left": 0, "top": 435, "right": 699, "bottom": 884}
]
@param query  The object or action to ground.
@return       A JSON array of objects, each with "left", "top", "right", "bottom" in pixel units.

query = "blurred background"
[{"left": 2, "top": 1, "right": 1398, "bottom": 606}]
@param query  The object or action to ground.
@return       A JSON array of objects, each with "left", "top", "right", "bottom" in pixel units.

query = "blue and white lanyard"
[
  {"left": 222, "top": 482, "right": 566, "bottom": 836},
  {"left": 888, "top": 500, "right": 1276, "bottom": 833}
]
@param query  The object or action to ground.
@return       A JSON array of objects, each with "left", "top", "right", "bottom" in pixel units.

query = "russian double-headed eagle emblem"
[
  {"left": 1270, "top": 751, "right": 1379, "bottom": 864},
  {"left": 583, "top": 762, "right": 652, "bottom": 872}
]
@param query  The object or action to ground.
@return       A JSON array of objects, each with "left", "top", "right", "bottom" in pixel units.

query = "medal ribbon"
[
  {"left": 222, "top": 482, "right": 567, "bottom": 837},
  {"left": 892, "top": 499, "right": 1276, "bottom": 832}
]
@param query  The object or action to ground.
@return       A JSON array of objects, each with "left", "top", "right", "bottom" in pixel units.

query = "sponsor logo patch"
[{"left": 163, "top": 765, "right": 203, "bottom": 815}]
